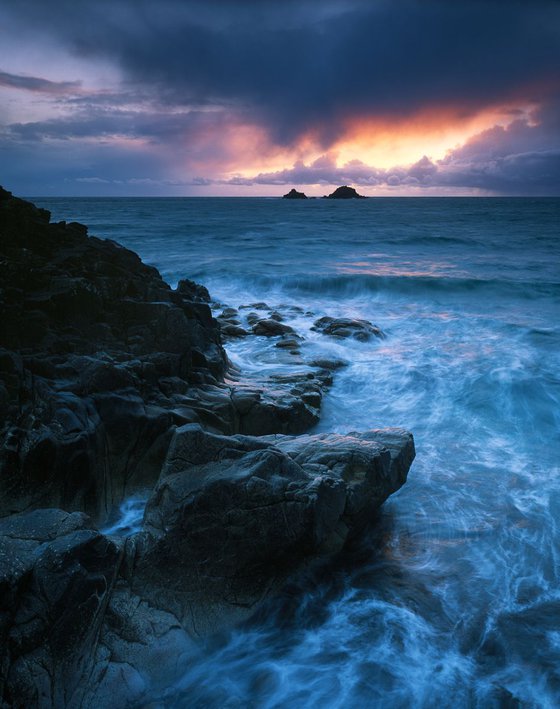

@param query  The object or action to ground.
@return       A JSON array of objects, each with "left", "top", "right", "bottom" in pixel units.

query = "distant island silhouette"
[
  {"left": 282, "top": 186, "right": 367, "bottom": 199},
  {"left": 283, "top": 188, "right": 308, "bottom": 199},
  {"left": 325, "top": 186, "right": 367, "bottom": 199}
]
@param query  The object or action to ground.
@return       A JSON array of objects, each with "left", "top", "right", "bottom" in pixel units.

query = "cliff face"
[
  {"left": 0, "top": 189, "right": 414, "bottom": 707},
  {"left": 0, "top": 187, "right": 226, "bottom": 521}
]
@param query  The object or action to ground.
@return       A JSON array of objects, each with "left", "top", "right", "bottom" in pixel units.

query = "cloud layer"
[{"left": 0, "top": 0, "right": 559, "bottom": 194}]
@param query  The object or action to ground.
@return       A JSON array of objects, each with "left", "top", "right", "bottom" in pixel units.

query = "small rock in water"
[
  {"left": 308, "top": 358, "right": 348, "bottom": 370},
  {"left": 220, "top": 323, "right": 249, "bottom": 338},
  {"left": 239, "top": 302, "right": 270, "bottom": 310},
  {"left": 275, "top": 336, "right": 303, "bottom": 350},
  {"left": 252, "top": 319, "right": 295, "bottom": 337},
  {"left": 278, "top": 303, "right": 305, "bottom": 314},
  {"left": 312, "top": 316, "right": 385, "bottom": 341}
]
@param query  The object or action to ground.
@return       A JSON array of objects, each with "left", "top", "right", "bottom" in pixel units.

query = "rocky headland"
[{"left": 0, "top": 187, "right": 414, "bottom": 707}]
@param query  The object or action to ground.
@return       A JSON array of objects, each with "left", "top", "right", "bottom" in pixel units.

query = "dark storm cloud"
[
  {"left": 2, "top": 0, "right": 560, "bottom": 146},
  {"left": 5, "top": 107, "right": 212, "bottom": 143},
  {"left": 0, "top": 130, "right": 178, "bottom": 196},
  {"left": 0, "top": 70, "right": 81, "bottom": 94},
  {"left": 438, "top": 103, "right": 560, "bottom": 193}
]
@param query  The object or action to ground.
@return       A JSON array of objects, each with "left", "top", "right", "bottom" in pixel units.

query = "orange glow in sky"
[
  {"left": 225, "top": 102, "right": 536, "bottom": 183},
  {"left": 334, "top": 106, "right": 520, "bottom": 168}
]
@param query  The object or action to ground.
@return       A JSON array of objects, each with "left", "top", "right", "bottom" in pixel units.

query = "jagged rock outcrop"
[
  {"left": 127, "top": 424, "right": 415, "bottom": 635},
  {"left": 0, "top": 188, "right": 416, "bottom": 707},
  {"left": 0, "top": 424, "right": 415, "bottom": 707},
  {"left": 282, "top": 188, "right": 308, "bottom": 199},
  {"left": 325, "top": 185, "right": 367, "bottom": 199},
  {"left": 0, "top": 187, "right": 228, "bottom": 521},
  {"left": 0, "top": 188, "right": 330, "bottom": 522}
]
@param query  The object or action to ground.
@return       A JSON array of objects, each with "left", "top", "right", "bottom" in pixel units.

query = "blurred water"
[
  {"left": 36, "top": 196, "right": 560, "bottom": 707},
  {"left": 100, "top": 497, "right": 147, "bottom": 536}
]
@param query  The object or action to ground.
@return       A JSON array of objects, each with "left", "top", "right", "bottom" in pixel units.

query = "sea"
[{"left": 34, "top": 196, "right": 560, "bottom": 708}]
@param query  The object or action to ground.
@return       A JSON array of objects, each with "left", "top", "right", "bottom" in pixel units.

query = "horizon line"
[{"left": 23, "top": 194, "right": 560, "bottom": 199}]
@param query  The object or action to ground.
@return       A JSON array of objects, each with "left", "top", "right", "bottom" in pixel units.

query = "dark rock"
[
  {"left": 263, "top": 428, "right": 416, "bottom": 532},
  {"left": 252, "top": 319, "right": 295, "bottom": 337},
  {"left": 239, "top": 302, "right": 269, "bottom": 310},
  {"left": 216, "top": 308, "right": 250, "bottom": 338},
  {"left": 282, "top": 188, "right": 308, "bottom": 199},
  {"left": 0, "top": 509, "right": 121, "bottom": 707},
  {"left": 175, "top": 278, "right": 210, "bottom": 303},
  {"left": 312, "top": 316, "right": 385, "bottom": 341},
  {"left": 0, "top": 187, "right": 227, "bottom": 520},
  {"left": 233, "top": 384, "right": 318, "bottom": 435},
  {"left": 246, "top": 311, "right": 261, "bottom": 325},
  {"left": 308, "top": 358, "right": 348, "bottom": 370},
  {"left": 220, "top": 323, "right": 250, "bottom": 338},
  {"left": 182, "top": 375, "right": 324, "bottom": 436},
  {"left": 275, "top": 336, "right": 303, "bottom": 350},
  {"left": 130, "top": 424, "right": 414, "bottom": 634},
  {"left": 0, "top": 187, "right": 415, "bottom": 706},
  {"left": 325, "top": 185, "right": 367, "bottom": 199},
  {"left": 91, "top": 584, "right": 195, "bottom": 706}
]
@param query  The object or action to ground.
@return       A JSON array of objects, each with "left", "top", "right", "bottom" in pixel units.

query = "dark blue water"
[{"left": 36, "top": 197, "right": 560, "bottom": 707}]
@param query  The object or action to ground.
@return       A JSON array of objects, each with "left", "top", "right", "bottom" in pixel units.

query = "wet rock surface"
[
  {"left": 0, "top": 186, "right": 226, "bottom": 521},
  {"left": 130, "top": 424, "right": 414, "bottom": 635},
  {"left": 0, "top": 188, "right": 415, "bottom": 707},
  {"left": 312, "top": 315, "right": 385, "bottom": 341},
  {"left": 0, "top": 189, "right": 331, "bottom": 522},
  {"left": 0, "top": 509, "right": 121, "bottom": 707}
]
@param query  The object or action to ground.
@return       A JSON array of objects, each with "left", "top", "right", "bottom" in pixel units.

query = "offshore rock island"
[
  {"left": 325, "top": 185, "right": 367, "bottom": 199},
  {"left": 283, "top": 186, "right": 367, "bottom": 199},
  {"left": 282, "top": 188, "right": 308, "bottom": 199},
  {"left": 0, "top": 188, "right": 414, "bottom": 707}
]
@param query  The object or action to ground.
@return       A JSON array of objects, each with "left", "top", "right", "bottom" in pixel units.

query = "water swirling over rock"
[{"left": 0, "top": 188, "right": 415, "bottom": 707}]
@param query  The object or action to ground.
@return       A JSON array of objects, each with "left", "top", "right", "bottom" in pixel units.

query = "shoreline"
[{"left": 0, "top": 187, "right": 414, "bottom": 706}]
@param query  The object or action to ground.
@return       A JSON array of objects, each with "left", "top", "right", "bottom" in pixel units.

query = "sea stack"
[
  {"left": 283, "top": 188, "right": 308, "bottom": 199},
  {"left": 326, "top": 185, "right": 367, "bottom": 199}
]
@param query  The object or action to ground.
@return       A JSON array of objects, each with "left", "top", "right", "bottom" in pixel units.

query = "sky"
[{"left": 0, "top": 0, "right": 559, "bottom": 196}]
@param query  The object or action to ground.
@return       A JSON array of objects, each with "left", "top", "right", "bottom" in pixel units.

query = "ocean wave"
[{"left": 217, "top": 272, "right": 560, "bottom": 301}]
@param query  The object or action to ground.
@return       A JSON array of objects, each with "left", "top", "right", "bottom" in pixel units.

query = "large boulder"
[
  {"left": 130, "top": 424, "right": 415, "bottom": 635},
  {"left": 0, "top": 418, "right": 415, "bottom": 706},
  {"left": 0, "top": 509, "right": 121, "bottom": 707}
]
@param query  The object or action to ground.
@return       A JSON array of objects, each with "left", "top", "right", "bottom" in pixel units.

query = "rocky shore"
[{"left": 0, "top": 188, "right": 415, "bottom": 707}]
